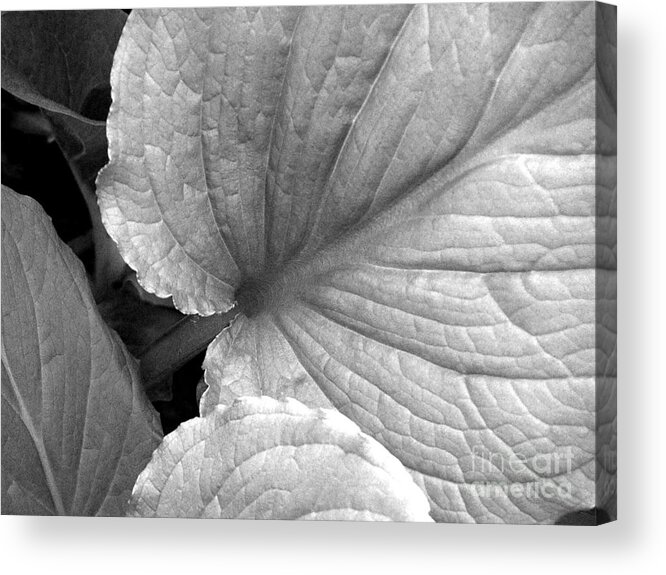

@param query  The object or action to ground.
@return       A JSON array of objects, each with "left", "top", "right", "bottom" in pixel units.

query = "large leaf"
[
  {"left": 98, "top": 4, "right": 616, "bottom": 523},
  {"left": 1, "top": 187, "right": 162, "bottom": 516},
  {"left": 128, "top": 396, "right": 432, "bottom": 520}
]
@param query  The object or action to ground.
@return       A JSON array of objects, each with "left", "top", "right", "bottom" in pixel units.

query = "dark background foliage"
[{"left": 1, "top": 10, "right": 205, "bottom": 433}]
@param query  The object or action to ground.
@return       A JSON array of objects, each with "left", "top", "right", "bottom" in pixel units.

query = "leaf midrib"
[{"left": 1, "top": 342, "right": 66, "bottom": 516}]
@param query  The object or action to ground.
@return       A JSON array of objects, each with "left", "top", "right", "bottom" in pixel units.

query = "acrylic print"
[{"left": 1, "top": 2, "right": 616, "bottom": 524}]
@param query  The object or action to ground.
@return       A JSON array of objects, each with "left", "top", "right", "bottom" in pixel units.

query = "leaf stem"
[
  {"left": 61, "top": 147, "right": 126, "bottom": 301},
  {"left": 137, "top": 308, "right": 239, "bottom": 390}
]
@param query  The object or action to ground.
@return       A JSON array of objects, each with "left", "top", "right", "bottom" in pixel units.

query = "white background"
[{"left": 0, "top": 0, "right": 663, "bottom": 573}]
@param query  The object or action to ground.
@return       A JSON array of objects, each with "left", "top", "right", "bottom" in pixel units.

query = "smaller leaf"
[
  {"left": 200, "top": 314, "right": 332, "bottom": 416},
  {"left": 128, "top": 397, "right": 433, "bottom": 521},
  {"left": 1, "top": 187, "right": 162, "bottom": 516}
]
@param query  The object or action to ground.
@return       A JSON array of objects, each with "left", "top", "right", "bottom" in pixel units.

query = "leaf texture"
[
  {"left": 200, "top": 314, "right": 332, "bottom": 414},
  {"left": 1, "top": 187, "right": 162, "bottom": 516},
  {"left": 128, "top": 396, "right": 432, "bottom": 520},
  {"left": 99, "top": 4, "right": 616, "bottom": 523}
]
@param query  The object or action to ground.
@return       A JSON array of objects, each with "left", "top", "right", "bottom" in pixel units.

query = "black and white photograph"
[
  {"left": 1, "top": 1, "right": 617, "bottom": 527},
  {"left": 14, "top": 0, "right": 666, "bottom": 572}
]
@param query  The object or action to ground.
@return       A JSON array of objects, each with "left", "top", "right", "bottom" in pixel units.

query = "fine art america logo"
[{"left": 471, "top": 446, "right": 576, "bottom": 501}]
